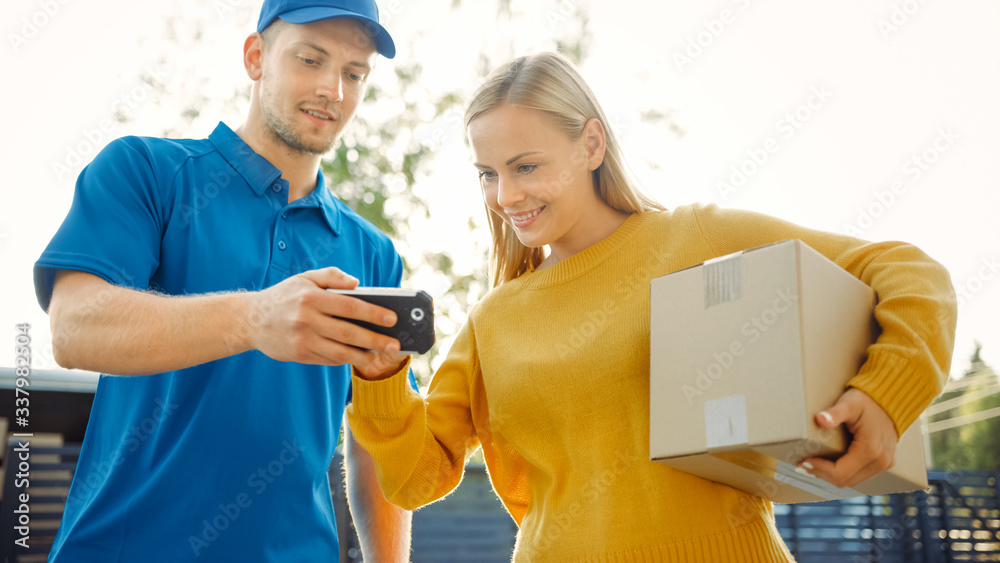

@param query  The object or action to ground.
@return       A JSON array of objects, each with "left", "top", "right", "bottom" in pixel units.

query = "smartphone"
[{"left": 327, "top": 288, "right": 435, "bottom": 354}]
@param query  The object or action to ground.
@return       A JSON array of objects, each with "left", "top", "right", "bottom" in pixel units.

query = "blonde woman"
[{"left": 349, "top": 52, "right": 956, "bottom": 561}]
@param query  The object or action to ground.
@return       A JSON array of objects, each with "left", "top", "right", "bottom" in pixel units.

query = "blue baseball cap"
[{"left": 256, "top": 0, "right": 396, "bottom": 59}]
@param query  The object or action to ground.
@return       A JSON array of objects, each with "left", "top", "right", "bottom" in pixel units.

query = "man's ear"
[
  {"left": 583, "top": 118, "right": 607, "bottom": 171},
  {"left": 243, "top": 32, "right": 265, "bottom": 81}
]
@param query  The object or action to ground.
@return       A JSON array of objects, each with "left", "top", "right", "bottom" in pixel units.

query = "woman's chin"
[{"left": 513, "top": 233, "right": 547, "bottom": 249}]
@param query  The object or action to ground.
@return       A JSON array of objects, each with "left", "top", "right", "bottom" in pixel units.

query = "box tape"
[
  {"left": 703, "top": 251, "right": 743, "bottom": 308},
  {"left": 705, "top": 394, "right": 749, "bottom": 450}
]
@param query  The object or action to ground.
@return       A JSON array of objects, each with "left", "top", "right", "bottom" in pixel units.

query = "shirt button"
[
  {"left": 277, "top": 240, "right": 287, "bottom": 250},
  {"left": 271, "top": 183, "right": 281, "bottom": 193},
  {"left": 281, "top": 212, "right": 287, "bottom": 220}
]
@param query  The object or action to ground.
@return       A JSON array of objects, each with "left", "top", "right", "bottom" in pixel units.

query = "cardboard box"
[{"left": 649, "top": 240, "right": 927, "bottom": 503}]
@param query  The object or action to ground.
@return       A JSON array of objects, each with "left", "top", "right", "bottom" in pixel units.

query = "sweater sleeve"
[
  {"left": 346, "top": 318, "right": 484, "bottom": 511},
  {"left": 689, "top": 203, "right": 958, "bottom": 436}
]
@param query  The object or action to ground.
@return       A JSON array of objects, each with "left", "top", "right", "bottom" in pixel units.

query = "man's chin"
[
  {"left": 266, "top": 121, "right": 339, "bottom": 156},
  {"left": 282, "top": 137, "right": 338, "bottom": 157}
]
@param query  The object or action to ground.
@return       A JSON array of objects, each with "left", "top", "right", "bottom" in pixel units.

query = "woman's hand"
[
  {"left": 797, "top": 388, "right": 899, "bottom": 489},
  {"left": 353, "top": 350, "right": 409, "bottom": 381}
]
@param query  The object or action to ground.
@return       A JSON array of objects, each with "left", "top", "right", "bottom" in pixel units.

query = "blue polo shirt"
[{"left": 34, "top": 123, "right": 410, "bottom": 562}]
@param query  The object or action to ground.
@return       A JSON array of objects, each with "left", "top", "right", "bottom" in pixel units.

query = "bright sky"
[{"left": 1, "top": 0, "right": 998, "bottom": 379}]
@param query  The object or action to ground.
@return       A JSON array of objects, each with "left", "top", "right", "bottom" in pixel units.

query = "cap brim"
[{"left": 278, "top": 7, "right": 395, "bottom": 59}]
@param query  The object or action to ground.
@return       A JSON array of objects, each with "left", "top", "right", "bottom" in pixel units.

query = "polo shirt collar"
[
  {"left": 292, "top": 169, "right": 343, "bottom": 236},
  {"left": 315, "top": 172, "right": 343, "bottom": 235},
  {"left": 209, "top": 122, "right": 343, "bottom": 235},
  {"left": 209, "top": 122, "right": 282, "bottom": 197}
]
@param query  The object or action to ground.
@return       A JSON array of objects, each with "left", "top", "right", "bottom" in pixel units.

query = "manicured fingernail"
[
  {"left": 384, "top": 314, "right": 395, "bottom": 325},
  {"left": 802, "top": 461, "right": 815, "bottom": 470},
  {"left": 795, "top": 466, "right": 811, "bottom": 476},
  {"left": 819, "top": 411, "right": 834, "bottom": 425},
  {"left": 385, "top": 342, "right": 399, "bottom": 354}
]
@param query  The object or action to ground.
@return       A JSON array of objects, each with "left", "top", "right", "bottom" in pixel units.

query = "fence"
[
  {"left": 773, "top": 470, "right": 1000, "bottom": 562},
  {"left": 334, "top": 464, "right": 999, "bottom": 562},
  {"left": 0, "top": 443, "right": 997, "bottom": 562},
  {"left": 331, "top": 457, "right": 517, "bottom": 562}
]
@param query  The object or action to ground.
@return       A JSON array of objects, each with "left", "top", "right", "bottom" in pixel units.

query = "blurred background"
[
  {"left": 2, "top": 0, "right": 999, "bottom": 458},
  {"left": 1, "top": 1, "right": 1000, "bottom": 560},
  {"left": 3, "top": 0, "right": 999, "bottom": 380}
]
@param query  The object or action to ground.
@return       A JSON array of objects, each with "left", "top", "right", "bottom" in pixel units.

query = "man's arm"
[
  {"left": 48, "top": 268, "right": 401, "bottom": 375},
  {"left": 343, "top": 418, "right": 412, "bottom": 562}
]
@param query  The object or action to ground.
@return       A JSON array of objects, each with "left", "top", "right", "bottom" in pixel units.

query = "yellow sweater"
[{"left": 347, "top": 204, "right": 957, "bottom": 562}]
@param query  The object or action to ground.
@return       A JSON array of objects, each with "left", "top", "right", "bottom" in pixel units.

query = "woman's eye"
[
  {"left": 478, "top": 170, "right": 496, "bottom": 181},
  {"left": 517, "top": 164, "right": 536, "bottom": 174}
]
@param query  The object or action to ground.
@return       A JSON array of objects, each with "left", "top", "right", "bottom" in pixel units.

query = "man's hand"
[
  {"left": 46, "top": 267, "right": 405, "bottom": 375},
  {"left": 249, "top": 267, "right": 403, "bottom": 366},
  {"left": 796, "top": 388, "right": 899, "bottom": 489}
]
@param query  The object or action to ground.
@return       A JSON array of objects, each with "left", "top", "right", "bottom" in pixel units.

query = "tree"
[
  {"left": 319, "top": 62, "right": 481, "bottom": 380},
  {"left": 128, "top": 0, "right": 683, "bottom": 386},
  {"left": 926, "top": 343, "right": 1000, "bottom": 471}
]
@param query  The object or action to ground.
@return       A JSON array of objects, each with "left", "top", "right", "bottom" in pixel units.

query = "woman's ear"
[
  {"left": 583, "top": 118, "right": 607, "bottom": 171},
  {"left": 243, "top": 32, "right": 265, "bottom": 81}
]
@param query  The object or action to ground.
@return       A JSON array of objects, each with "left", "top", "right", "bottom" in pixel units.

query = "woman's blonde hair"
[{"left": 465, "top": 51, "right": 664, "bottom": 287}]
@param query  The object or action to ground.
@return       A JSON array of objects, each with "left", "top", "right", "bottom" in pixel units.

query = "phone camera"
[{"left": 411, "top": 308, "right": 425, "bottom": 322}]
